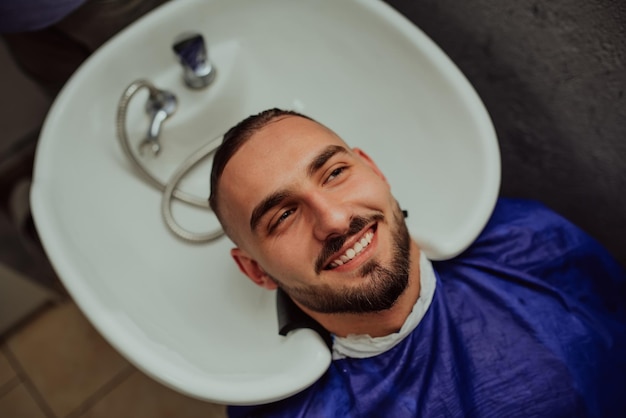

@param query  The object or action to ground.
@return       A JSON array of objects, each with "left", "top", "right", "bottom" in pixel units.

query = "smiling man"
[
  {"left": 209, "top": 109, "right": 626, "bottom": 417},
  {"left": 210, "top": 109, "right": 420, "bottom": 340}
]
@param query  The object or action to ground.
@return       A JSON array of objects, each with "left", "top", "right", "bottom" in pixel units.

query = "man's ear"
[
  {"left": 230, "top": 248, "right": 278, "bottom": 290},
  {"left": 353, "top": 147, "right": 388, "bottom": 184}
]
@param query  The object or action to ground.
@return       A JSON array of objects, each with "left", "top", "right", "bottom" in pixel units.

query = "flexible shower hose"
[{"left": 116, "top": 79, "right": 224, "bottom": 243}]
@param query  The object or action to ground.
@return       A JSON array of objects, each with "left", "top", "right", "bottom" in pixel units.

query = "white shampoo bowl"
[{"left": 31, "top": 0, "right": 500, "bottom": 405}]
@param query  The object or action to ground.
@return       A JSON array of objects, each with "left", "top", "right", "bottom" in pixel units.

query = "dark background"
[{"left": 386, "top": 0, "right": 626, "bottom": 267}]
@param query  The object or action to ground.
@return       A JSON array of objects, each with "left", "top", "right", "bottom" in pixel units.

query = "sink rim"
[{"left": 30, "top": 0, "right": 500, "bottom": 405}]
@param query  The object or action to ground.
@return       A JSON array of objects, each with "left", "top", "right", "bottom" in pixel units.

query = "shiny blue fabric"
[
  {"left": 0, "top": 0, "right": 87, "bottom": 32},
  {"left": 230, "top": 198, "right": 626, "bottom": 417}
]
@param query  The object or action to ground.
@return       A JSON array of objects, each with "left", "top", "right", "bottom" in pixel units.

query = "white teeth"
[{"left": 328, "top": 230, "right": 375, "bottom": 269}]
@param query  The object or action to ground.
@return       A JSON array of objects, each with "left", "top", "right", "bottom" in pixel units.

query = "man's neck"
[{"left": 298, "top": 241, "right": 422, "bottom": 338}]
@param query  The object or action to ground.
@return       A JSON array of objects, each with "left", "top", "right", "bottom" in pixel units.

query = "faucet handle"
[{"left": 172, "top": 32, "right": 216, "bottom": 89}]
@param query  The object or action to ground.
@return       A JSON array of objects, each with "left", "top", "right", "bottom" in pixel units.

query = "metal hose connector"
[{"left": 116, "top": 79, "right": 224, "bottom": 242}]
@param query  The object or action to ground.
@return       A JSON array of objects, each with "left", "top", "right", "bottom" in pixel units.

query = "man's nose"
[{"left": 310, "top": 193, "right": 351, "bottom": 242}]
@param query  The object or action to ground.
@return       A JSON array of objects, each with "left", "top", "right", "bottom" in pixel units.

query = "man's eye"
[
  {"left": 278, "top": 209, "right": 294, "bottom": 223},
  {"left": 326, "top": 166, "right": 346, "bottom": 183},
  {"left": 270, "top": 208, "right": 295, "bottom": 232}
]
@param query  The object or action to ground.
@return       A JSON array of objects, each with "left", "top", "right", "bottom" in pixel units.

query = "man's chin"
[{"left": 287, "top": 266, "right": 409, "bottom": 315}]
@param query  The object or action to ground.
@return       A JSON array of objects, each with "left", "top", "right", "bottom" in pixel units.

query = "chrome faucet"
[
  {"left": 172, "top": 32, "right": 216, "bottom": 89},
  {"left": 140, "top": 87, "right": 177, "bottom": 155}
]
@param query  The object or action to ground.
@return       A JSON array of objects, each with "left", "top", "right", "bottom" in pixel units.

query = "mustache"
[{"left": 314, "top": 214, "right": 384, "bottom": 274}]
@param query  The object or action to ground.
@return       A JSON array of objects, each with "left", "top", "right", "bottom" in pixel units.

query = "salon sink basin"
[{"left": 31, "top": 0, "right": 500, "bottom": 405}]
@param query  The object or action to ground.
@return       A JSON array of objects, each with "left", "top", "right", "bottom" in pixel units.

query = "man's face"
[{"left": 219, "top": 116, "right": 411, "bottom": 314}]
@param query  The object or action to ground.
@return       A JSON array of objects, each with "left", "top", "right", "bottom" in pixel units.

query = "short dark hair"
[{"left": 209, "top": 108, "right": 313, "bottom": 224}]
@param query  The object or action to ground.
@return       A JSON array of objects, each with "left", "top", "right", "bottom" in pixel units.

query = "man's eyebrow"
[
  {"left": 307, "top": 145, "right": 349, "bottom": 177},
  {"left": 249, "top": 145, "right": 349, "bottom": 233}
]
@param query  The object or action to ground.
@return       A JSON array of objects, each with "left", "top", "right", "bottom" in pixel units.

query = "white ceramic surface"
[{"left": 31, "top": 0, "right": 500, "bottom": 405}]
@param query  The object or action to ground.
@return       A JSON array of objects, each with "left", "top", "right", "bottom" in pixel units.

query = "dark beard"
[{"left": 273, "top": 205, "right": 411, "bottom": 314}]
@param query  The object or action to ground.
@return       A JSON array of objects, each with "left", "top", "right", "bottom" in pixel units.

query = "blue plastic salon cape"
[{"left": 230, "top": 198, "right": 626, "bottom": 417}]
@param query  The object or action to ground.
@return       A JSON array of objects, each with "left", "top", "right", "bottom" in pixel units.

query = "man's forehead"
[
  {"left": 253, "top": 115, "right": 338, "bottom": 146},
  {"left": 226, "top": 116, "right": 346, "bottom": 171},
  {"left": 219, "top": 116, "right": 348, "bottom": 222}
]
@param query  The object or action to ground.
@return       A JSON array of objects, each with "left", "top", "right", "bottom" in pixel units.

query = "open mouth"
[{"left": 324, "top": 225, "right": 376, "bottom": 270}]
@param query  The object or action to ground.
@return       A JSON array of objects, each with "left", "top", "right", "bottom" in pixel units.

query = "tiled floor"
[{"left": 0, "top": 301, "right": 227, "bottom": 418}]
